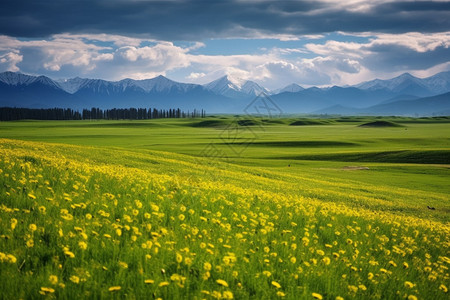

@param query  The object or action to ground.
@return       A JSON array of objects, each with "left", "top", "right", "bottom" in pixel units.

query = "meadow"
[{"left": 0, "top": 116, "right": 449, "bottom": 299}]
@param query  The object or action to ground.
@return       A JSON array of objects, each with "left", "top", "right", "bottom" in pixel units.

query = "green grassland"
[{"left": 0, "top": 116, "right": 449, "bottom": 299}]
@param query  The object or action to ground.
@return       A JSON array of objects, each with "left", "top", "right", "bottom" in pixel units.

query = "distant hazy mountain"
[
  {"left": 0, "top": 72, "right": 78, "bottom": 108},
  {"left": 271, "top": 83, "right": 304, "bottom": 94},
  {"left": 355, "top": 71, "right": 450, "bottom": 97},
  {"left": 0, "top": 71, "right": 234, "bottom": 111},
  {"left": 362, "top": 92, "right": 450, "bottom": 116},
  {"left": 270, "top": 85, "right": 395, "bottom": 113},
  {"left": 1, "top": 71, "right": 449, "bottom": 115},
  {"left": 379, "top": 94, "right": 420, "bottom": 105},
  {"left": 204, "top": 75, "right": 268, "bottom": 99},
  {"left": 315, "top": 92, "right": 450, "bottom": 116}
]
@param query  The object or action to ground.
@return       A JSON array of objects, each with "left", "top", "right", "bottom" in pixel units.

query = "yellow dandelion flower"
[
  {"left": 203, "top": 271, "right": 211, "bottom": 280},
  {"left": 322, "top": 257, "right": 331, "bottom": 265},
  {"left": 26, "top": 239, "right": 34, "bottom": 248},
  {"left": 49, "top": 275, "right": 58, "bottom": 285},
  {"left": 290, "top": 257, "right": 297, "bottom": 264},
  {"left": 158, "top": 281, "right": 169, "bottom": 287},
  {"left": 40, "top": 287, "right": 55, "bottom": 294},
  {"left": 78, "top": 241, "right": 87, "bottom": 250},
  {"left": 263, "top": 271, "right": 272, "bottom": 277},
  {"left": 11, "top": 218, "right": 18, "bottom": 230},
  {"left": 223, "top": 291, "right": 234, "bottom": 299},
  {"left": 316, "top": 249, "right": 325, "bottom": 256},
  {"left": 178, "top": 214, "right": 185, "bottom": 221},
  {"left": 118, "top": 261, "right": 128, "bottom": 269},
  {"left": 216, "top": 279, "right": 229, "bottom": 287},
  {"left": 271, "top": 281, "right": 281, "bottom": 289},
  {"left": 407, "top": 295, "right": 418, "bottom": 300},
  {"left": 176, "top": 253, "right": 183, "bottom": 264},
  {"left": 69, "top": 275, "right": 80, "bottom": 284},
  {"left": 336, "top": 297, "right": 344, "bottom": 300},
  {"left": 277, "top": 291, "right": 286, "bottom": 297},
  {"left": 358, "top": 284, "right": 367, "bottom": 291},
  {"left": 6, "top": 254, "right": 16, "bottom": 263},
  {"left": 29, "top": 224, "right": 37, "bottom": 231},
  {"left": 28, "top": 193, "right": 36, "bottom": 200},
  {"left": 39, "top": 206, "right": 46, "bottom": 214},
  {"left": 405, "top": 281, "right": 415, "bottom": 289},
  {"left": 348, "top": 285, "right": 358, "bottom": 293},
  {"left": 116, "top": 229, "right": 122, "bottom": 236},
  {"left": 439, "top": 284, "right": 448, "bottom": 293},
  {"left": 108, "top": 286, "right": 121, "bottom": 292},
  {"left": 145, "top": 279, "right": 154, "bottom": 284},
  {"left": 204, "top": 262, "right": 212, "bottom": 271},
  {"left": 64, "top": 251, "right": 75, "bottom": 258},
  {"left": 312, "top": 292, "right": 323, "bottom": 299},
  {"left": 368, "top": 272, "right": 374, "bottom": 280}
]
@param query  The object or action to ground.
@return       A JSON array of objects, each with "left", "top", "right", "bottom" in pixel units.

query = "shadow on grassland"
[{"left": 271, "top": 150, "right": 450, "bottom": 164}]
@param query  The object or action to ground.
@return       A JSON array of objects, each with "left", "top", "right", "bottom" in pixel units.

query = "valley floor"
[{"left": 0, "top": 117, "right": 449, "bottom": 299}]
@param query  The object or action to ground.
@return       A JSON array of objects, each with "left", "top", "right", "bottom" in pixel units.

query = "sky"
[{"left": 0, "top": 0, "right": 449, "bottom": 90}]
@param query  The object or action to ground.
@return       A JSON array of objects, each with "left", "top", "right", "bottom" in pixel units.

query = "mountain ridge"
[{"left": 1, "top": 71, "right": 449, "bottom": 115}]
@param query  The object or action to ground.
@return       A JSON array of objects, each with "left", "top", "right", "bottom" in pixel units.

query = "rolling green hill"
[{"left": 0, "top": 117, "right": 449, "bottom": 299}]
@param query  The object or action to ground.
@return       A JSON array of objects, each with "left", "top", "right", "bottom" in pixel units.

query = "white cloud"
[
  {"left": 369, "top": 32, "right": 450, "bottom": 52},
  {"left": 0, "top": 31, "right": 448, "bottom": 89},
  {"left": 0, "top": 51, "right": 23, "bottom": 72},
  {"left": 187, "top": 72, "right": 206, "bottom": 79}
]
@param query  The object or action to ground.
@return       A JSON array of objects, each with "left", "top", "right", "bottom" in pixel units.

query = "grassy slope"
[{"left": 0, "top": 117, "right": 449, "bottom": 299}]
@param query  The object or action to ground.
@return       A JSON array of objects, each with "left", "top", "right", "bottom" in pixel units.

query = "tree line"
[{"left": 0, "top": 107, "right": 206, "bottom": 121}]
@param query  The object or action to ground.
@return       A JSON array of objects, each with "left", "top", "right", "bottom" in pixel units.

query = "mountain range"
[{"left": 0, "top": 71, "right": 449, "bottom": 116}]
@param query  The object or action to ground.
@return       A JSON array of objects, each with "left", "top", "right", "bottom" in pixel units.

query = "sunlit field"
[{"left": 0, "top": 117, "right": 449, "bottom": 299}]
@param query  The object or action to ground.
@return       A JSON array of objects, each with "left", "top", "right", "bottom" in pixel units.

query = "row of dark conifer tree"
[{"left": 0, "top": 107, "right": 206, "bottom": 121}]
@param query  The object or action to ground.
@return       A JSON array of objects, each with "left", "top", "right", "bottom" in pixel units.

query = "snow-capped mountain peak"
[
  {"left": 355, "top": 71, "right": 450, "bottom": 96},
  {"left": 0, "top": 71, "right": 44, "bottom": 86},
  {"left": 204, "top": 75, "right": 267, "bottom": 98},
  {"left": 56, "top": 77, "right": 90, "bottom": 94}
]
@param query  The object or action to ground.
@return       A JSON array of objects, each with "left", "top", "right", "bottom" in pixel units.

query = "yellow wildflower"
[
  {"left": 271, "top": 281, "right": 281, "bottom": 289},
  {"left": 78, "top": 241, "right": 88, "bottom": 250},
  {"left": 277, "top": 291, "right": 286, "bottom": 297},
  {"left": 70, "top": 276, "right": 80, "bottom": 284},
  {"left": 40, "top": 287, "right": 55, "bottom": 294},
  {"left": 312, "top": 293, "right": 323, "bottom": 299},
  {"left": 216, "top": 279, "right": 229, "bottom": 287},
  {"left": 49, "top": 275, "right": 58, "bottom": 285},
  {"left": 223, "top": 291, "right": 234, "bottom": 299}
]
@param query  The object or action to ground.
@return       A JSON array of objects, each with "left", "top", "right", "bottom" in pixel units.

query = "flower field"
[{"left": 0, "top": 136, "right": 448, "bottom": 299}]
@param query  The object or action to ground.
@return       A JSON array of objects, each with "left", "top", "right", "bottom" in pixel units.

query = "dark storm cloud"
[
  {"left": 1, "top": 0, "right": 449, "bottom": 39},
  {"left": 364, "top": 44, "right": 450, "bottom": 71}
]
